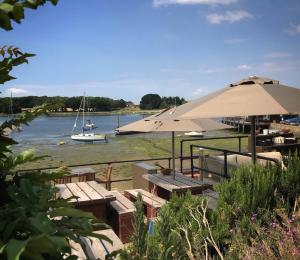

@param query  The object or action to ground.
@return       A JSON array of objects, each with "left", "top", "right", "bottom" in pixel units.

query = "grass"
[{"left": 17, "top": 131, "right": 248, "bottom": 190}]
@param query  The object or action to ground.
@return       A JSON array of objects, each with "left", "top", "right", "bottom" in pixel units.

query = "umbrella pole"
[
  {"left": 250, "top": 116, "right": 256, "bottom": 164},
  {"left": 172, "top": 131, "right": 176, "bottom": 179}
]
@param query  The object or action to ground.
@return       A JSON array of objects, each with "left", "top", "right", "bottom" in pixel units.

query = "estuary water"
[{"left": 0, "top": 114, "right": 144, "bottom": 146}]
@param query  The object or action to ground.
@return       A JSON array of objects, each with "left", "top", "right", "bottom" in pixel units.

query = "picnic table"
[
  {"left": 142, "top": 173, "right": 213, "bottom": 200},
  {"left": 55, "top": 181, "right": 115, "bottom": 221}
]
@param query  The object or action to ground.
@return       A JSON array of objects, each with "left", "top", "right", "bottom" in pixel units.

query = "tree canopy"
[
  {"left": 0, "top": 96, "right": 127, "bottom": 113},
  {"left": 139, "top": 94, "right": 186, "bottom": 110}
]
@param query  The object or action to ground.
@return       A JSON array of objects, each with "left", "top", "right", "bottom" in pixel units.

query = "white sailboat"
[{"left": 71, "top": 94, "right": 106, "bottom": 142}]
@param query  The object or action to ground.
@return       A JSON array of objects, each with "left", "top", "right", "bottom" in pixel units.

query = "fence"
[{"left": 179, "top": 135, "right": 248, "bottom": 172}]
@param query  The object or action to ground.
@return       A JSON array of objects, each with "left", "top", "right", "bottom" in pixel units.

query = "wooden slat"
[
  {"left": 124, "top": 189, "right": 165, "bottom": 208},
  {"left": 110, "top": 200, "right": 132, "bottom": 213},
  {"left": 82, "top": 229, "right": 123, "bottom": 259},
  {"left": 88, "top": 181, "right": 115, "bottom": 201},
  {"left": 110, "top": 191, "right": 135, "bottom": 210},
  {"left": 176, "top": 174, "right": 215, "bottom": 186},
  {"left": 154, "top": 174, "right": 192, "bottom": 189},
  {"left": 170, "top": 175, "right": 205, "bottom": 187},
  {"left": 136, "top": 189, "right": 167, "bottom": 205},
  {"left": 66, "top": 183, "right": 90, "bottom": 202},
  {"left": 55, "top": 184, "right": 76, "bottom": 202},
  {"left": 98, "top": 229, "right": 124, "bottom": 254},
  {"left": 143, "top": 174, "right": 179, "bottom": 192},
  {"left": 77, "top": 182, "right": 103, "bottom": 201},
  {"left": 69, "top": 240, "right": 86, "bottom": 259}
]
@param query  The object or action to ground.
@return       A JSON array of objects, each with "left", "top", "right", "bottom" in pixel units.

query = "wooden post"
[{"left": 116, "top": 115, "right": 120, "bottom": 129}]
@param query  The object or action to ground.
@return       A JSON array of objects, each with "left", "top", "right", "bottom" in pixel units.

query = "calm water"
[
  {"left": 0, "top": 114, "right": 144, "bottom": 146},
  {"left": 1, "top": 114, "right": 236, "bottom": 148}
]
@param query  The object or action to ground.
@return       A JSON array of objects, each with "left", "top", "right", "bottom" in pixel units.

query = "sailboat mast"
[{"left": 82, "top": 93, "right": 85, "bottom": 133}]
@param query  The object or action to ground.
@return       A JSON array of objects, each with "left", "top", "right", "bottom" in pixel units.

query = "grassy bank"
[{"left": 18, "top": 132, "right": 248, "bottom": 190}]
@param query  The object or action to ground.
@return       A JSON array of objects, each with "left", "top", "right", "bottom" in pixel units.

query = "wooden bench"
[
  {"left": 124, "top": 189, "right": 166, "bottom": 218},
  {"left": 70, "top": 229, "right": 124, "bottom": 259},
  {"left": 108, "top": 191, "right": 135, "bottom": 243}
]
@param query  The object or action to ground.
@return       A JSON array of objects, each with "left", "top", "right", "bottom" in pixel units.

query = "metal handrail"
[
  {"left": 180, "top": 135, "right": 248, "bottom": 172},
  {"left": 190, "top": 144, "right": 281, "bottom": 179}
]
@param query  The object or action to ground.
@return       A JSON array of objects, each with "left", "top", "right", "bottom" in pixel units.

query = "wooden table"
[
  {"left": 142, "top": 173, "right": 213, "bottom": 200},
  {"left": 55, "top": 181, "right": 115, "bottom": 221}
]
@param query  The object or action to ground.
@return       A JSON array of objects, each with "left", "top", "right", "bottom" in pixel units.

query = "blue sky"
[{"left": 1, "top": 0, "right": 300, "bottom": 103}]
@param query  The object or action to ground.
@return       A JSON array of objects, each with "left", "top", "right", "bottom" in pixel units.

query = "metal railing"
[
  {"left": 18, "top": 155, "right": 199, "bottom": 188},
  {"left": 180, "top": 135, "right": 248, "bottom": 172},
  {"left": 189, "top": 144, "right": 280, "bottom": 179}
]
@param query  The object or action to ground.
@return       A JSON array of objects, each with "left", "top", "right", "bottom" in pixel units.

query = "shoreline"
[{"left": 0, "top": 109, "right": 160, "bottom": 117}]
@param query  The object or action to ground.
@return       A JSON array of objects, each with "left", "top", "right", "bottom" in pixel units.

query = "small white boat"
[
  {"left": 71, "top": 93, "right": 106, "bottom": 142},
  {"left": 184, "top": 131, "right": 204, "bottom": 137},
  {"left": 71, "top": 133, "right": 106, "bottom": 142}
]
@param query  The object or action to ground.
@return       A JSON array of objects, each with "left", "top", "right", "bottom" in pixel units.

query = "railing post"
[
  {"left": 168, "top": 158, "right": 171, "bottom": 169},
  {"left": 180, "top": 140, "right": 183, "bottom": 173},
  {"left": 190, "top": 145, "right": 194, "bottom": 178},
  {"left": 238, "top": 136, "right": 241, "bottom": 152},
  {"left": 224, "top": 151, "right": 228, "bottom": 178}
]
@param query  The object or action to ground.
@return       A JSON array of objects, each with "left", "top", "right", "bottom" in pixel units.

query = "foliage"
[
  {"left": 233, "top": 206, "right": 300, "bottom": 259},
  {"left": 124, "top": 192, "right": 223, "bottom": 259},
  {"left": 129, "top": 192, "right": 148, "bottom": 259},
  {"left": 125, "top": 154, "right": 300, "bottom": 259},
  {"left": 0, "top": 96, "right": 128, "bottom": 113},
  {"left": 139, "top": 94, "right": 186, "bottom": 110},
  {"left": 0, "top": 46, "right": 34, "bottom": 85},
  {"left": 0, "top": 1, "right": 113, "bottom": 259},
  {"left": 0, "top": 0, "right": 58, "bottom": 31},
  {"left": 0, "top": 105, "right": 49, "bottom": 159}
]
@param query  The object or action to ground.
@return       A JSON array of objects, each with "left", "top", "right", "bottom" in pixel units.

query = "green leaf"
[
  {"left": 0, "top": 3, "right": 13, "bottom": 13},
  {"left": 12, "top": 4, "right": 24, "bottom": 22},
  {"left": 49, "top": 207, "right": 97, "bottom": 220},
  {"left": 5, "top": 239, "right": 28, "bottom": 260},
  {"left": 0, "top": 11, "right": 12, "bottom": 30},
  {"left": 51, "top": 0, "right": 58, "bottom": 5}
]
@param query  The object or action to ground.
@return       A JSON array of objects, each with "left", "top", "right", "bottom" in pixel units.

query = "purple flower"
[
  {"left": 251, "top": 213, "right": 257, "bottom": 221},
  {"left": 271, "top": 222, "right": 276, "bottom": 228}
]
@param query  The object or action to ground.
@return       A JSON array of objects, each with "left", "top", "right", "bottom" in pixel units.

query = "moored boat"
[
  {"left": 71, "top": 93, "right": 107, "bottom": 142},
  {"left": 71, "top": 133, "right": 106, "bottom": 142},
  {"left": 184, "top": 131, "right": 204, "bottom": 137}
]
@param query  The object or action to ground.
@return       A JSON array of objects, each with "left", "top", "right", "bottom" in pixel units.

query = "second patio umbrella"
[{"left": 117, "top": 113, "right": 231, "bottom": 178}]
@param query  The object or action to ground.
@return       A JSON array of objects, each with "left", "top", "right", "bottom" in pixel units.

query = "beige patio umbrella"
[
  {"left": 117, "top": 113, "right": 231, "bottom": 178},
  {"left": 154, "top": 76, "right": 300, "bottom": 162}
]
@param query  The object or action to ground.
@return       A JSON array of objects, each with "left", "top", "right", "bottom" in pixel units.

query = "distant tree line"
[
  {"left": 0, "top": 96, "right": 127, "bottom": 113},
  {"left": 139, "top": 94, "right": 186, "bottom": 110}
]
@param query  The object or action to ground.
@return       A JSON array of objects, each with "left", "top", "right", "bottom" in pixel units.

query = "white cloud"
[
  {"left": 265, "top": 51, "right": 291, "bottom": 59},
  {"left": 287, "top": 23, "right": 300, "bottom": 35},
  {"left": 4, "top": 88, "right": 28, "bottom": 96},
  {"left": 153, "top": 0, "right": 238, "bottom": 7},
  {"left": 206, "top": 10, "right": 252, "bottom": 24},
  {"left": 237, "top": 64, "right": 252, "bottom": 70}
]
